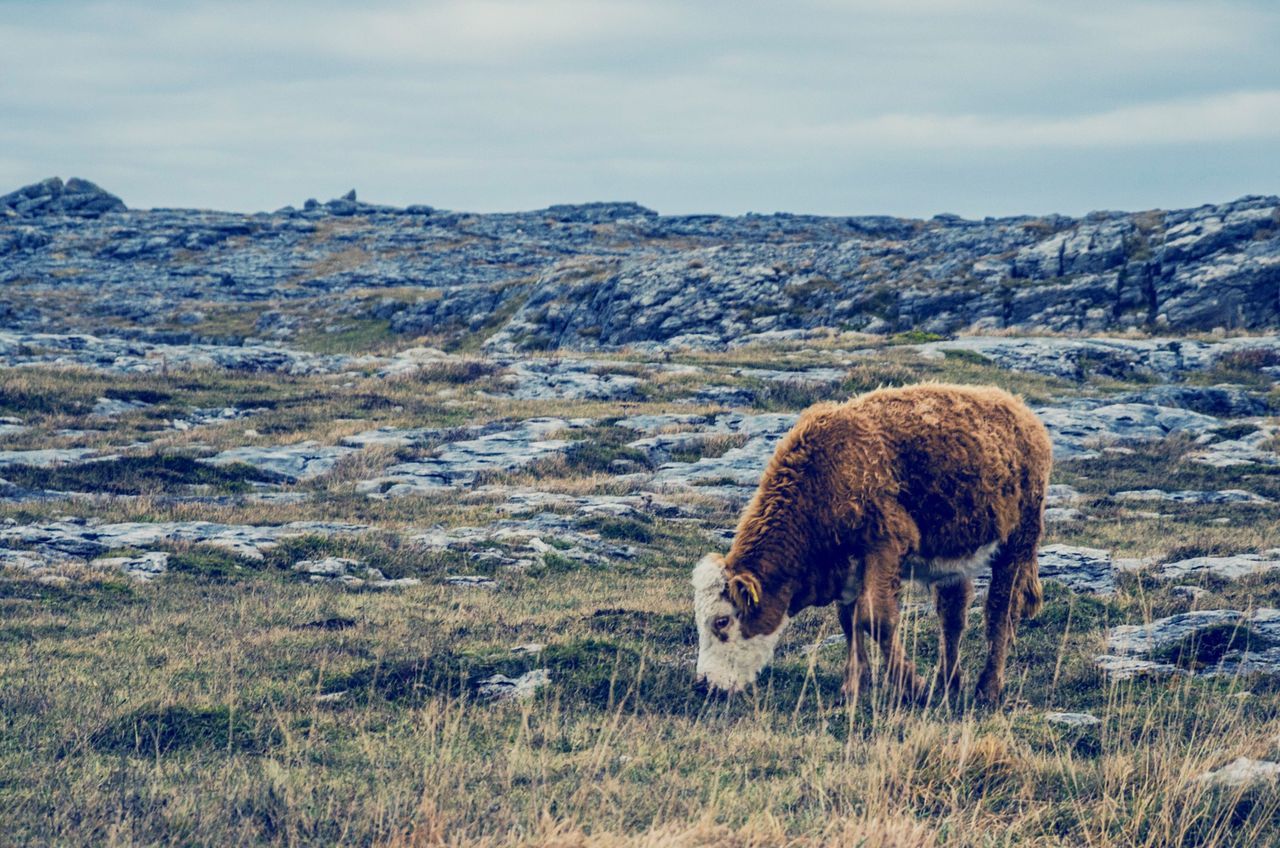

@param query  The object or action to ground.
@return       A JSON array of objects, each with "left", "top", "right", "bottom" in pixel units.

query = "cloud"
[
  {"left": 791, "top": 90, "right": 1280, "bottom": 151},
  {"left": 0, "top": 0, "right": 1276, "bottom": 215}
]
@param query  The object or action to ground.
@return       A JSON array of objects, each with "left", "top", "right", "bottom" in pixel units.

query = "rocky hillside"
[{"left": 2, "top": 177, "right": 1278, "bottom": 349}]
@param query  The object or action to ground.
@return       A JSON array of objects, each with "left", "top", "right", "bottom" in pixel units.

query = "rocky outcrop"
[
  {"left": 2, "top": 178, "right": 1277, "bottom": 347},
  {"left": 1097, "top": 608, "right": 1280, "bottom": 679},
  {"left": 1, "top": 177, "right": 125, "bottom": 219}
]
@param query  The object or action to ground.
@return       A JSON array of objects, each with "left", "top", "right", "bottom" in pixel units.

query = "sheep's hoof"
[
  {"left": 931, "top": 672, "right": 964, "bottom": 709},
  {"left": 838, "top": 674, "right": 871, "bottom": 706},
  {"left": 974, "top": 673, "right": 1004, "bottom": 709}
]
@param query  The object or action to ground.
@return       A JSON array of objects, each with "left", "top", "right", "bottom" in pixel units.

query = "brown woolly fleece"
[{"left": 723, "top": 382, "right": 1053, "bottom": 703}]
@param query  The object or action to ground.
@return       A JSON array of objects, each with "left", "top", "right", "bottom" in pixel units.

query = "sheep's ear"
[{"left": 728, "top": 572, "right": 762, "bottom": 610}]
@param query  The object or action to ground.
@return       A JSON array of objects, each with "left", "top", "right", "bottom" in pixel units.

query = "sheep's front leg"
[
  {"left": 838, "top": 601, "right": 871, "bottom": 702},
  {"left": 861, "top": 553, "right": 925, "bottom": 705}
]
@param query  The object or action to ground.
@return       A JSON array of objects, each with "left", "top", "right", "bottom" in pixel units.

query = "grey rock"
[
  {"left": 444, "top": 575, "right": 497, "bottom": 588},
  {"left": 357, "top": 417, "right": 590, "bottom": 496},
  {"left": 4, "top": 176, "right": 1276, "bottom": 351},
  {"left": 1154, "top": 552, "right": 1280, "bottom": 582},
  {"left": 1036, "top": 403, "right": 1222, "bottom": 461},
  {"left": 476, "top": 668, "right": 550, "bottom": 701},
  {"left": 1199, "top": 758, "right": 1280, "bottom": 788},
  {"left": 1044, "top": 507, "right": 1087, "bottom": 523},
  {"left": 91, "top": 396, "right": 152, "bottom": 417},
  {"left": 1037, "top": 544, "right": 1114, "bottom": 594},
  {"left": 497, "top": 359, "right": 644, "bottom": 400},
  {"left": 92, "top": 551, "right": 169, "bottom": 580},
  {"left": 919, "top": 335, "right": 1280, "bottom": 381},
  {"left": 293, "top": 555, "right": 420, "bottom": 588},
  {"left": 1190, "top": 425, "right": 1280, "bottom": 467},
  {"left": 1044, "top": 711, "right": 1102, "bottom": 728},
  {"left": 411, "top": 513, "right": 638, "bottom": 570},
  {"left": 1115, "top": 384, "right": 1271, "bottom": 418},
  {"left": 203, "top": 441, "right": 359, "bottom": 482},
  {"left": 1114, "top": 489, "right": 1272, "bottom": 505},
  {"left": 0, "top": 518, "right": 364, "bottom": 560},
  {"left": 1098, "top": 608, "right": 1280, "bottom": 679},
  {"left": 1045, "top": 484, "right": 1083, "bottom": 506},
  {"left": 0, "top": 177, "right": 125, "bottom": 218},
  {"left": 0, "top": 448, "right": 101, "bottom": 468}
]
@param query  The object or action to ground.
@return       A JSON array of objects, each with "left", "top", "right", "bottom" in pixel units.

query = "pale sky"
[{"left": 2, "top": 0, "right": 1278, "bottom": 217}]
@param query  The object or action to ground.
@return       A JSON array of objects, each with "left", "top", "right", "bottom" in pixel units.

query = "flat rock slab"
[
  {"left": 1097, "top": 608, "right": 1280, "bottom": 679},
  {"left": 497, "top": 360, "right": 644, "bottom": 400},
  {"left": 1199, "top": 757, "right": 1280, "bottom": 788},
  {"left": 477, "top": 668, "right": 550, "bottom": 701},
  {"left": 292, "top": 556, "right": 420, "bottom": 589},
  {"left": 1190, "top": 426, "right": 1280, "bottom": 467},
  {"left": 1114, "top": 489, "right": 1273, "bottom": 505},
  {"left": 412, "top": 513, "right": 638, "bottom": 570},
  {"left": 0, "top": 448, "right": 102, "bottom": 468},
  {"left": 1153, "top": 551, "right": 1280, "bottom": 582},
  {"left": 1036, "top": 544, "right": 1115, "bottom": 594},
  {"left": 1044, "top": 712, "right": 1102, "bottom": 728},
  {"left": 91, "top": 397, "right": 152, "bottom": 417},
  {"left": 444, "top": 575, "right": 497, "bottom": 588},
  {"left": 357, "top": 417, "right": 592, "bottom": 497},
  {"left": 91, "top": 551, "right": 169, "bottom": 580},
  {"left": 340, "top": 426, "right": 444, "bottom": 449},
  {"left": 471, "top": 487, "right": 693, "bottom": 519},
  {"left": 1036, "top": 403, "right": 1222, "bottom": 461},
  {"left": 203, "top": 441, "right": 359, "bottom": 482},
  {"left": 168, "top": 406, "right": 263, "bottom": 432},
  {"left": 918, "top": 336, "right": 1280, "bottom": 381},
  {"left": 0, "top": 518, "right": 364, "bottom": 560},
  {"left": 1114, "top": 384, "right": 1270, "bottom": 418},
  {"left": 642, "top": 412, "right": 798, "bottom": 501}
]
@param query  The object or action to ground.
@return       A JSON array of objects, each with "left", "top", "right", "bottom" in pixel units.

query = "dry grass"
[{"left": 2, "top": 340, "right": 1279, "bottom": 845}]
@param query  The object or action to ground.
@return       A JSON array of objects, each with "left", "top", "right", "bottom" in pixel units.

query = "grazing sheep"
[{"left": 692, "top": 383, "right": 1052, "bottom": 706}]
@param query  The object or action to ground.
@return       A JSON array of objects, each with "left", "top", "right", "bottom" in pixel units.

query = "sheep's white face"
[{"left": 691, "top": 554, "right": 788, "bottom": 693}]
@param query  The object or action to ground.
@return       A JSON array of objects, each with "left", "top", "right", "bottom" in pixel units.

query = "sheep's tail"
[{"left": 1013, "top": 557, "right": 1043, "bottom": 621}]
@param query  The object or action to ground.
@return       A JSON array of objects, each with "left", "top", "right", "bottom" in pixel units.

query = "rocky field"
[{"left": 4, "top": 179, "right": 1280, "bottom": 846}]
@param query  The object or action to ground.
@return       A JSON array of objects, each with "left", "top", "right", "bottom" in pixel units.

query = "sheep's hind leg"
[
  {"left": 838, "top": 601, "right": 872, "bottom": 703},
  {"left": 933, "top": 578, "right": 973, "bottom": 706}
]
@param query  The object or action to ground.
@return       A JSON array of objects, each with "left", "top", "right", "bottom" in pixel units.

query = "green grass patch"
[
  {"left": 0, "top": 455, "right": 270, "bottom": 496},
  {"left": 88, "top": 704, "right": 282, "bottom": 756}
]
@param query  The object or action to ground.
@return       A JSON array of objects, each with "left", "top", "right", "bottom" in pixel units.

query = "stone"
[
  {"left": 0, "top": 448, "right": 101, "bottom": 468},
  {"left": 0, "top": 518, "right": 364, "bottom": 560},
  {"left": 476, "top": 669, "right": 550, "bottom": 701},
  {"left": 1, "top": 176, "right": 1278, "bottom": 349},
  {"left": 92, "top": 551, "right": 169, "bottom": 580},
  {"left": 444, "top": 575, "right": 497, "bottom": 588},
  {"left": 356, "top": 417, "right": 590, "bottom": 497},
  {"left": 203, "top": 441, "right": 359, "bottom": 482},
  {"left": 1037, "top": 544, "right": 1114, "bottom": 594},
  {"left": 1044, "top": 712, "right": 1102, "bottom": 728},
  {"left": 1198, "top": 757, "right": 1280, "bottom": 788},
  {"left": 91, "top": 397, "right": 151, "bottom": 417},
  {"left": 1190, "top": 426, "right": 1280, "bottom": 467},
  {"left": 1097, "top": 608, "right": 1280, "bottom": 679},
  {"left": 412, "top": 513, "right": 638, "bottom": 570},
  {"left": 293, "top": 556, "right": 421, "bottom": 588},
  {"left": 1113, "top": 489, "right": 1272, "bottom": 505},
  {"left": 1035, "top": 403, "right": 1222, "bottom": 462},
  {"left": 0, "top": 176, "right": 125, "bottom": 218},
  {"left": 496, "top": 359, "right": 644, "bottom": 400},
  {"left": 1045, "top": 484, "right": 1082, "bottom": 506},
  {"left": 1153, "top": 552, "right": 1280, "bottom": 582}
]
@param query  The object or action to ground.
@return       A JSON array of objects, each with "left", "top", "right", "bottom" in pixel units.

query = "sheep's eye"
[{"left": 713, "top": 616, "right": 731, "bottom": 631}]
